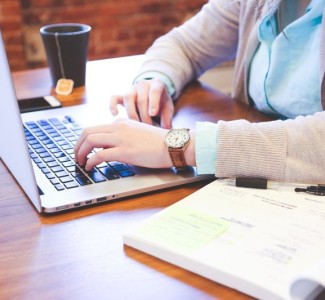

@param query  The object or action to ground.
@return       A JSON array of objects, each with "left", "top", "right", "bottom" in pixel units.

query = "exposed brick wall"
[
  {"left": 0, "top": 0, "right": 27, "bottom": 70},
  {"left": 0, "top": 0, "right": 207, "bottom": 71}
]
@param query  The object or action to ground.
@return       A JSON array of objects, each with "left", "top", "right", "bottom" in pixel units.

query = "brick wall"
[
  {"left": 0, "top": 0, "right": 27, "bottom": 70},
  {"left": 0, "top": 0, "right": 207, "bottom": 71}
]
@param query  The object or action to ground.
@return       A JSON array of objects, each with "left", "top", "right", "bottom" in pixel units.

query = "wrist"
[{"left": 185, "top": 131, "right": 196, "bottom": 166}]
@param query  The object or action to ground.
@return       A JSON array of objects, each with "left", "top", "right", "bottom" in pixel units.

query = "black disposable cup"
[{"left": 40, "top": 23, "right": 91, "bottom": 87}]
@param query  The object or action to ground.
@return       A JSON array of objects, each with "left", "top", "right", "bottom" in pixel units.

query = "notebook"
[{"left": 0, "top": 32, "right": 212, "bottom": 213}]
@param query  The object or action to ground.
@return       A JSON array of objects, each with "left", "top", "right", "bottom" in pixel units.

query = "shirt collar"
[{"left": 258, "top": 0, "right": 324, "bottom": 44}]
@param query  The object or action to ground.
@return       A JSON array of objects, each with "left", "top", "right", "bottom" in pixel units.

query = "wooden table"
[{"left": 0, "top": 56, "right": 272, "bottom": 300}]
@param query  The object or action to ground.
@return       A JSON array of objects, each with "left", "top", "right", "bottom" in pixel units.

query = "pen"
[
  {"left": 228, "top": 177, "right": 325, "bottom": 196},
  {"left": 295, "top": 185, "right": 325, "bottom": 196}
]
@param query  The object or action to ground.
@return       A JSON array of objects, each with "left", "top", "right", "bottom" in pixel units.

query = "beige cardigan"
[{"left": 136, "top": 0, "right": 325, "bottom": 183}]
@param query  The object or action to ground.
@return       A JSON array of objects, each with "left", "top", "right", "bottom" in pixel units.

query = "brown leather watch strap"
[{"left": 169, "top": 148, "right": 187, "bottom": 170}]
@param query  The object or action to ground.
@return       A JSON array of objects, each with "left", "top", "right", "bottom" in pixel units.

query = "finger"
[
  {"left": 74, "top": 126, "right": 98, "bottom": 160},
  {"left": 160, "top": 90, "right": 174, "bottom": 129},
  {"left": 123, "top": 87, "right": 140, "bottom": 122},
  {"left": 148, "top": 79, "right": 165, "bottom": 117},
  {"left": 85, "top": 148, "right": 121, "bottom": 171},
  {"left": 136, "top": 80, "right": 153, "bottom": 125},
  {"left": 76, "top": 132, "right": 114, "bottom": 166},
  {"left": 74, "top": 125, "right": 113, "bottom": 163},
  {"left": 109, "top": 95, "right": 124, "bottom": 115},
  {"left": 74, "top": 129, "right": 89, "bottom": 161}
]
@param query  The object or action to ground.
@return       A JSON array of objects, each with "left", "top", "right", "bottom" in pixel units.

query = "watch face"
[{"left": 165, "top": 129, "right": 190, "bottom": 148}]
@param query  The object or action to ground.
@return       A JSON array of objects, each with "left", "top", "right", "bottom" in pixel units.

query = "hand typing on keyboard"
[
  {"left": 74, "top": 119, "right": 195, "bottom": 171},
  {"left": 25, "top": 116, "right": 139, "bottom": 191}
]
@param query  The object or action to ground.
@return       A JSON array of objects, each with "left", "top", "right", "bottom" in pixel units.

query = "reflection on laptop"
[{"left": 0, "top": 31, "right": 212, "bottom": 214}]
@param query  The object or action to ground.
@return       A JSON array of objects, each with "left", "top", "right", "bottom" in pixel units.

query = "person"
[{"left": 75, "top": 0, "right": 325, "bottom": 183}]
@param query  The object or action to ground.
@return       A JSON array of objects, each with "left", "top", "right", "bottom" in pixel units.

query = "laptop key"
[
  {"left": 46, "top": 173, "right": 56, "bottom": 180},
  {"left": 30, "top": 153, "right": 38, "bottom": 160},
  {"left": 54, "top": 183, "right": 65, "bottom": 191},
  {"left": 49, "top": 147, "right": 61, "bottom": 153},
  {"left": 56, "top": 171, "right": 69, "bottom": 177},
  {"left": 64, "top": 181, "right": 79, "bottom": 189},
  {"left": 39, "top": 152, "right": 51, "bottom": 158},
  {"left": 62, "top": 161, "right": 75, "bottom": 167},
  {"left": 47, "top": 161, "right": 59, "bottom": 168},
  {"left": 33, "top": 157, "right": 42, "bottom": 164},
  {"left": 55, "top": 152, "right": 66, "bottom": 158},
  {"left": 60, "top": 176, "right": 74, "bottom": 183},
  {"left": 45, "top": 143, "right": 57, "bottom": 149},
  {"left": 50, "top": 178, "right": 60, "bottom": 185},
  {"left": 58, "top": 158, "right": 70, "bottom": 164},
  {"left": 31, "top": 143, "right": 43, "bottom": 149},
  {"left": 35, "top": 147, "right": 47, "bottom": 154},
  {"left": 75, "top": 175, "right": 93, "bottom": 186},
  {"left": 88, "top": 169, "right": 106, "bottom": 183},
  {"left": 112, "top": 164, "right": 129, "bottom": 172},
  {"left": 43, "top": 157, "right": 55, "bottom": 163},
  {"left": 99, "top": 166, "right": 120, "bottom": 180},
  {"left": 41, "top": 167, "right": 51, "bottom": 174},
  {"left": 48, "top": 118, "right": 61, "bottom": 126},
  {"left": 37, "top": 162, "right": 46, "bottom": 169},
  {"left": 119, "top": 170, "right": 135, "bottom": 178},
  {"left": 51, "top": 166, "right": 64, "bottom": 173}
]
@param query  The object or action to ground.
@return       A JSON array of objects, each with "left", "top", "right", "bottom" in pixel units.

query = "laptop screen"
[{"left": 0, "top": 31, "right": 42, "bottom": 211}]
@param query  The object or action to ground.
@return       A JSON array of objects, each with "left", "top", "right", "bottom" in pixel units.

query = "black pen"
[
  {"left": 228, "top": 177, "right": 325, "bottom": 196},
  {"left": 295, "top": 185, "right": 325, "bottom": 196},
  {"left": 234, "top": 177, "right": 277, "bottom": 189}
]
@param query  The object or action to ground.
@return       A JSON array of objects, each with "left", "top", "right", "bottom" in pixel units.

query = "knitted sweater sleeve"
[{"left": 215, "top": 111, "right": 325, "bottom": 183}]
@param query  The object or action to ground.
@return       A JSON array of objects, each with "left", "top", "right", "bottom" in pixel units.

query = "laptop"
[{"left": 0, "top": 32, "right": 212, "bottom": 214}]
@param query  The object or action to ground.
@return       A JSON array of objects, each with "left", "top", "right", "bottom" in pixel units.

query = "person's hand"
[
  {"left": 110, "top": 79, "right": 174, "bottom": 128},
  {"left": 74, "top": 119, "right": 172, "bottom": 171}
]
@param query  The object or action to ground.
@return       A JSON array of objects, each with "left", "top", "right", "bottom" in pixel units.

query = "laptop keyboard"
[{"left": 24, "top": 115, "right": 135, "bottom": 191}]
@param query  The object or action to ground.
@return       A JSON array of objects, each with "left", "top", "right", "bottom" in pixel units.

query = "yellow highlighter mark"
[{"left": 136, "top": 205, "right": 229, "bottom": 252}]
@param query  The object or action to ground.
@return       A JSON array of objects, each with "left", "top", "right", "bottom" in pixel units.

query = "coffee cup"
[{"left": 40, "top": 23, "right": 91, "bottom": 92}]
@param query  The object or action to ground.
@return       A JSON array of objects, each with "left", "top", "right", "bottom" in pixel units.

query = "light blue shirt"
[{"left": 249, "top": 0, "right": 323, "bottom": 119}]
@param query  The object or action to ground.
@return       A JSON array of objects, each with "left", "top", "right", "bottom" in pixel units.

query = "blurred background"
[
  {"left": 0, "top": 0, "right": 233, "bottom": 94},
  {"left": 0, "top": 0, "right": 206, "bottom": 71}
]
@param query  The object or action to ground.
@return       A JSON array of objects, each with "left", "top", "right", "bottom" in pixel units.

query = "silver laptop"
[{"left": 0, "top": 32, "right": 212, "bottom": 213}]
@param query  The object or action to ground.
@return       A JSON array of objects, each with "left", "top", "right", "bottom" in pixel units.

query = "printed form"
[{"left": 126, "top": 180, "right": 325, "bottom": 300}]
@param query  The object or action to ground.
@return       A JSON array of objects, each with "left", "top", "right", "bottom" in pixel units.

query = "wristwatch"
[{"left": 165, "top": 128, "right": 190, "bottom": 170}]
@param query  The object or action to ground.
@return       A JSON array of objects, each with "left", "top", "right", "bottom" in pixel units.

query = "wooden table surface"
[{"left": 0, "top": 56, "right": 273, "bottom": 300}]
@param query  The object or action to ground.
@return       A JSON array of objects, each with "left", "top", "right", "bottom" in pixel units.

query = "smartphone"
[{"left": 18, "top": 95, "right": 62, "bottom": 113}]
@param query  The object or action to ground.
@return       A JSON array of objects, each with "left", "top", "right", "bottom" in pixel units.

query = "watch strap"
[{"left": 168, "top": 147, "right": 187, "bottom": 170}]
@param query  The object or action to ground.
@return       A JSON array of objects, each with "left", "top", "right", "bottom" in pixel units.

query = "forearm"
[{"left": 215, "top": 112, "right": 325, "bottom": 183}]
